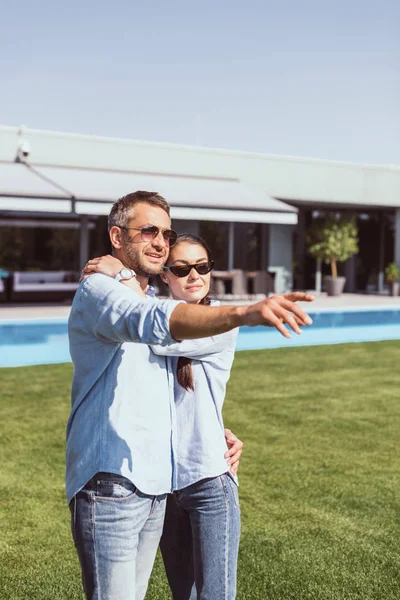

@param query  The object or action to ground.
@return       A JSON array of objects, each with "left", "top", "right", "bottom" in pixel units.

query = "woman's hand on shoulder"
[{"left": 81, "top": 255, "right": 124, "bottom": 279}]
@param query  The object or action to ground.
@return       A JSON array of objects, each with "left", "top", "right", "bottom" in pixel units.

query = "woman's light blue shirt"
[{"left": 151, "top": 301, "right": 238, "bottom": 491}]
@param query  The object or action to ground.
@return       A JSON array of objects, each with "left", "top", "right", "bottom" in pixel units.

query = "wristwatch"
[{"left": 115, "top": 268, "right": 136, "bottom": 282}]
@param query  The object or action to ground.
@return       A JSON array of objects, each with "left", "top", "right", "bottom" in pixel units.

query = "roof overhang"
[
  {"left": 170, "top": 206, "right": 297, "bottom": 224},
  {"left": 2, "top": 125, "right": 400, "bottom": 210}
]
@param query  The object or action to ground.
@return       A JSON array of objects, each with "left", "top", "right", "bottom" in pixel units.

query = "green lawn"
[{"left": 1, "top": 341, "right": 400, "bottom": 599}]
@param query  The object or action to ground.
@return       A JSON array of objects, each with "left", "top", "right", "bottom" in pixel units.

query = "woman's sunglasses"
[
  {"left": 121, "top": 225, "right": 178, "bottom": 247},
  {"left": 163, "top": 261, "right": 215, "bottom": 278}
]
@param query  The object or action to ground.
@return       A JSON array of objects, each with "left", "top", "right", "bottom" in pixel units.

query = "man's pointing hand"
[{"left": 241, "top": 292, "right": 314, "bottom": 337}]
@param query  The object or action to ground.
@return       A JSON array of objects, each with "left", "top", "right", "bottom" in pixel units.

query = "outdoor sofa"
[{"left": 9, "top": 271, "right": 80, "bottom": 302}]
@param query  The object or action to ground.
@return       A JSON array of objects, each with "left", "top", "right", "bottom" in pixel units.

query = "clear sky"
[{"left": 1, "top": 0, "right": 399, "bottom": 164}]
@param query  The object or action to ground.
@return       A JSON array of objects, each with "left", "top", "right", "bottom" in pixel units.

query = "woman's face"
[{"left": 161, "top": 242, "right": 212, "bottom": 304}]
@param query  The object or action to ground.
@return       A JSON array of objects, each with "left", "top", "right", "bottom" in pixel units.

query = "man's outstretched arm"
[
  {"left": 169, "top": 292, "right": 314, "bottom": 341},
  {"left": 81, "top": 255, "right": 314, "bottom": 341}
]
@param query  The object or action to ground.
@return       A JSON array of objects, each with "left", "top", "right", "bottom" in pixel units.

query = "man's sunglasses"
[
  {"left": 163, "top": 261, "right": 215, "bottom": 278},
  {"left": 120, "top": 225, "right": 178, "bottom": 247}
]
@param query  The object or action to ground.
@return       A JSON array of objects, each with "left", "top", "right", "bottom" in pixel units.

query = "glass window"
[
  {"left": 233, "top": 223, "right": 262, "bottom": 271},
  {"left": 199, "top": 222, "right": 230, "bottom": 270}
]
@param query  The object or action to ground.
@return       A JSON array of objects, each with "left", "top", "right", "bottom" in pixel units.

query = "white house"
[{"left": 1, "top": 125, "right": 399, "bottom": 293}]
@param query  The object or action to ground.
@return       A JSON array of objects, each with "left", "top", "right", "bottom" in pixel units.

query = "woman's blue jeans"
[
  {"left": 160, "top": 473, "right": 241, "bottom": 600},
  {"left": 70, "top": 472, "right": 167, "bottom": 600}
]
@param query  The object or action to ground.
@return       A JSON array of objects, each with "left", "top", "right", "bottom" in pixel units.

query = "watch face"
[{"left": 121, "top": 268, "right": 135, "bottom": 279}]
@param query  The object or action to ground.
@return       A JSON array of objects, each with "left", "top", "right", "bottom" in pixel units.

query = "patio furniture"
[
  {"left": 212, "top": 270, "right": 246, "bottom": 298},
  {"left": 10, "top": 271, "right": 80, "bottom": 302},
  {"left": 211, "top": 269, "right": 274, "bottom": 300}
]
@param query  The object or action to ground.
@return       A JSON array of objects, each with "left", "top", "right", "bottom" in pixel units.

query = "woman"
[{"left": 86, "top": 234, "right": 241, "bottom": 600}]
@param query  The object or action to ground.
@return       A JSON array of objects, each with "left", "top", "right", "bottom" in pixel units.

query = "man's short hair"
[{"left": 108, "top": 191, "right": 170, "bottom": 231}]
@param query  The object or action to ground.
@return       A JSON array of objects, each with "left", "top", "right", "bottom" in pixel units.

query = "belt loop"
[
  {"left": 149, "top": 495, "right": 157, "bottom": 516},
  {"left": 83, "top": 475, "right": 96, "bottom": 492}
]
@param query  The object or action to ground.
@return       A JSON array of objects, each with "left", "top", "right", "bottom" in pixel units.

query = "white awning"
[
  {"left": 0, "top": 163, "right": 72, "bottom": 213},
  {"left": 34, "top": 166, "right": 296, "bottom": 212},
  {"left": 0, "top": 197, "right": 72, "bottom": 213},
  {"left": 0, "top": 163, "right": 69, "bottom": 198},
  {"left": 0, "top": 163, "right": 297, "bottom": 224}
]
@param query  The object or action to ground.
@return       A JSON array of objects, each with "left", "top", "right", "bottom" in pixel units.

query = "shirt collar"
[{"left": 146, "top": 285, "right": 156, "bottom": 298}]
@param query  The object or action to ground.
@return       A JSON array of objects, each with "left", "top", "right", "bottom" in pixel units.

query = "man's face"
[{"left": 114, "top": 203, "right": 173, "bottom": 277}]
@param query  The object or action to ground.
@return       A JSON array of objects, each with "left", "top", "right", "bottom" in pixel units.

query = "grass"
[{"left": 1, "top": 341, "right": 400, "bottom": 599}]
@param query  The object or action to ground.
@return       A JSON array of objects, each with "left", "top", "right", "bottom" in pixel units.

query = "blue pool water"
[{"left": 1, "top": 308, "right": 400, "bottom": 368}]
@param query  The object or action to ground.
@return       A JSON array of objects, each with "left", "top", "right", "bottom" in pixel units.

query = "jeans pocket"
[{"left": 94, "top": 473, "right": 137, "bottom": 502}]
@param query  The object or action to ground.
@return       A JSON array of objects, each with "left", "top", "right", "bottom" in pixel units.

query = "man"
[{"left": 67, "top": 191, "right": 313, "bottom": 600}]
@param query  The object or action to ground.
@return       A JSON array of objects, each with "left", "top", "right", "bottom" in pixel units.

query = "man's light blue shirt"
[{"left": 66, "top": 274, "right": 182, "bottom": 504}]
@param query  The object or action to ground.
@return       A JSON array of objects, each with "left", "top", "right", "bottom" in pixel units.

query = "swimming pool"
[{"left": 1, "top": 307, "right": 400, "bottom": 368}]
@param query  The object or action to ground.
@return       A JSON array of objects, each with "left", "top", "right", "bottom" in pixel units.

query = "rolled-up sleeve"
[{"left": 78, "top": 274, "right": 183, "bottom": 345}]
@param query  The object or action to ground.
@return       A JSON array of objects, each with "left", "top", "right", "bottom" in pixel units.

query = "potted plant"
[
  {"left": 385, "top": 263, "right": 399, "bottom": 296},
  {"left": 307, "top": 215, "right": 359, "bottom": 296}
]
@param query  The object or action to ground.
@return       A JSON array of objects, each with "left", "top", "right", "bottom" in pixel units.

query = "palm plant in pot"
[
  {"left": 385, "top": 263, "right": 399, "bottom": 296},
  {"left": 307, "top": 215, "right": 359, "bottom": 296}
]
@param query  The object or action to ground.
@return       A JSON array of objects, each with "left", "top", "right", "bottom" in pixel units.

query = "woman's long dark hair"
[{"left": 171, "top": 234, "right": 212, "bottom": 392}]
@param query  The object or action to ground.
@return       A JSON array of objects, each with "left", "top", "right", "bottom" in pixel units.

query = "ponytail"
[{"left": 176, "top": 294, "right": 211, "bottom": 391}]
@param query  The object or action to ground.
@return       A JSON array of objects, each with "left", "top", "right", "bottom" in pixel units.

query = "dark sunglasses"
[
  {"left": 163, "top": 261, "right": 215, "bottom": 278},
  {"left": 121, "top": 225, "right": 178, "bottom": 247}
]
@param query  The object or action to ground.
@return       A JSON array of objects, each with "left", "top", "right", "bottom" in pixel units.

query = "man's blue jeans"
[
  {"left": 70, "top": 472, "right": 167, "bottom": 600},
  {"left": 160, "top": 474, "right": 241, "bottom": 600}
]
